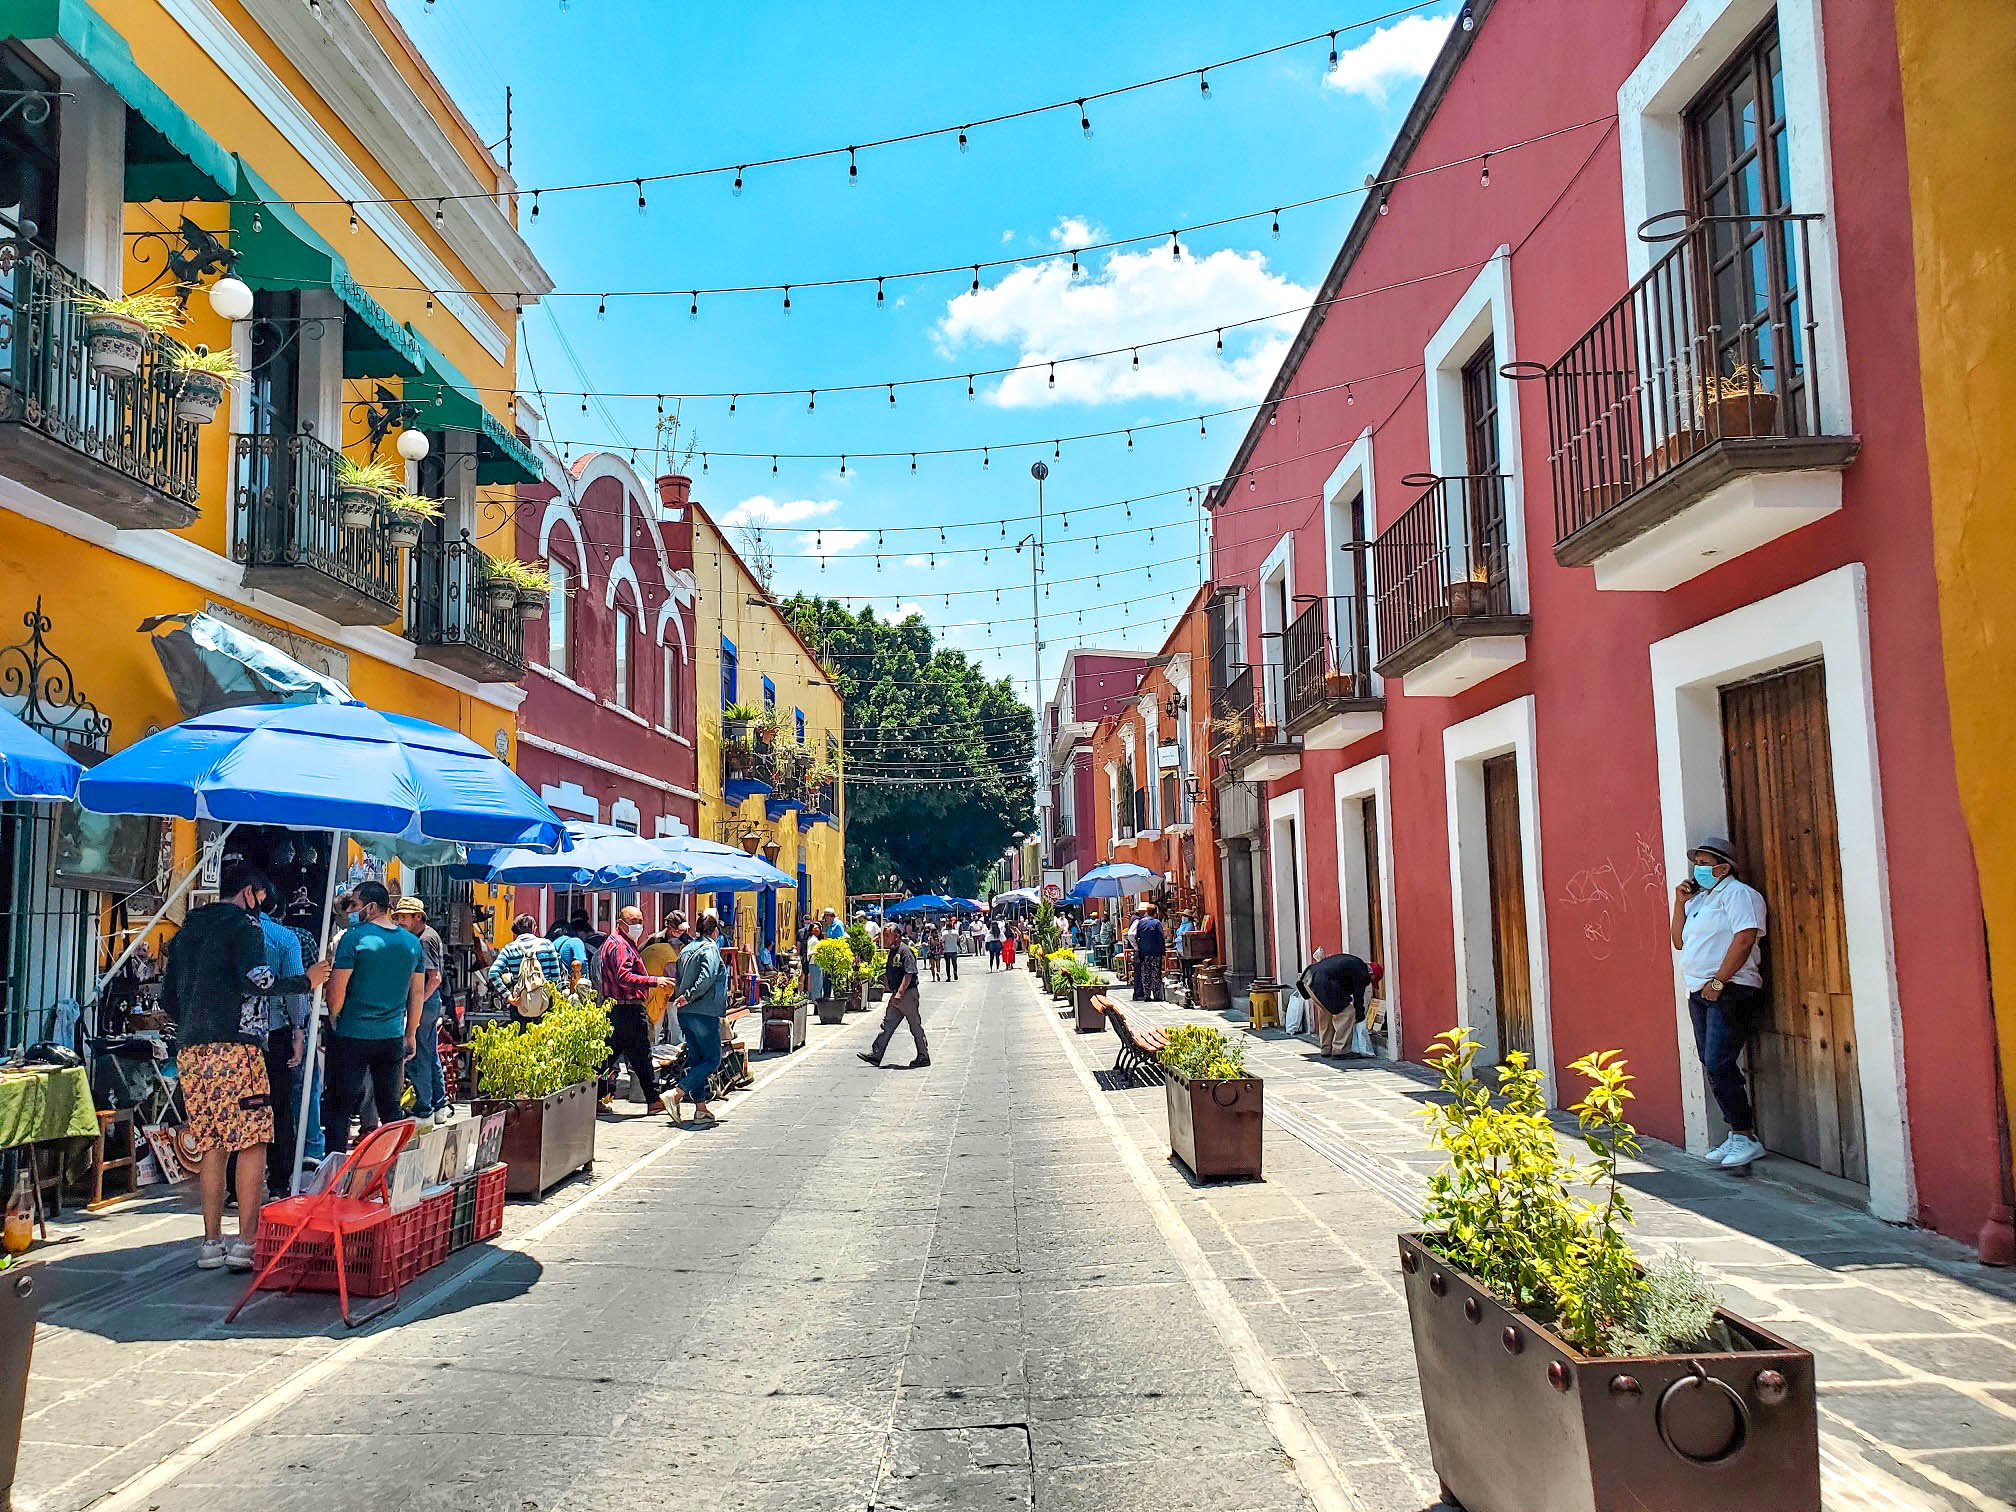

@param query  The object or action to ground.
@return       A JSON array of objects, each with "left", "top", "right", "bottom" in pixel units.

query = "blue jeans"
[
  {"left": 297, "top": 1052, "right": 324, "bottom": 1160},
  {"left": 407, "top": 997, "right": 445, "bottom": 1118},
  {"left": 1689, "top": 986, "right": 1760, "bottom": 1134},
  {"left": 676, "top": 1011, "right": 724, "bottom": 1102}
]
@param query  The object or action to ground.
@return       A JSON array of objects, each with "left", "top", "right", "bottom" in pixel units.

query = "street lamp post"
[{"left": 1029, "top": 460, "right": 1048, "bottom": 878}]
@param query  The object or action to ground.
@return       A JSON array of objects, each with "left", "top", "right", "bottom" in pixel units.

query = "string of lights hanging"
[{"left": 267, "top": 4, "right": 1461, "bottom": 214}]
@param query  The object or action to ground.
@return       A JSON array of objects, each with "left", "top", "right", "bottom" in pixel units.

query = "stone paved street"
[{"left": 14, "top": 967, "right": 2016, "bottom": 1510}]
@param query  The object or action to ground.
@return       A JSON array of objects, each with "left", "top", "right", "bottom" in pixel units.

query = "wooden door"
[
  {"left": 1483, "top": 754, "right": 1534, "bottom": 1060},
  {"left": 1720, "top": 662, "right": 1864, "bottom": 1183},
  {"left": 1362, "top": 795, "right": 1386, "bottom": 1000}
]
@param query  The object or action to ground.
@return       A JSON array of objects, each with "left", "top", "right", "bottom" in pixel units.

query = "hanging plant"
[
  {"left": 379, "top": 492, "right": 441, "bottom": 551},
  {"left": 334, "top": 454, "right": 401, "bottom": 528},
  {"left": 73, "top": 289, "right": 183, "bottom": 381},
  {"left": 721, "top": 701, "right": 761, "bottom": 742},
  {"left": 482, "top": 556, "right": 545, "bottom": 611},
  {"left": 161, "top": 340, "right": 245, "bottom": 426}
]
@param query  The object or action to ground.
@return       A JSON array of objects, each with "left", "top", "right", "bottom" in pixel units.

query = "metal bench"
[{"left": 1096, "top": 995, "right": 1168, "bottom": 1085}]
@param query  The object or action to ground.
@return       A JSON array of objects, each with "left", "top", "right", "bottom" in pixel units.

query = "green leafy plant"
[
  {"left": 1419, "top": 1030, "right": 1720, "bottom": 1357},
  {"left": 868, "top": 946, "right": 889, "bottom": 982},
  {"left": 1034, "top": 897, "right": 1063, "bottom": 955},
  {"left": 74, "top": 288, "right": 185, "bottom": 334},
  {"left": 482, "top": 556, "right": 548, "bottom": 592},
  {"left": 767, "top": 980, "right": 808, "bottom": 1009},
  {"left": 845, "top": 919, "right": 876, "bottom": 964},
  {"left": 161, "top": 339, "right": 246, "bottom": 385},
  {"left": 469, "top": 991, "right": 612, "bottom": 1100},
  {"left": 722, "top": 701, "right": 763, "bottom": 725},
  {"left": 333, "top": 454, "right": 402, "bottom": 497},
  {"left": 812, "top": 937, "right": 856, "bottom": 992},
  {"left": 1157, "top": 1024, "right": 1249, "bottom": 1081},
  {"left": 380, "top": 492, "right": 443, "bottom": 525},
  {"left": 1614, "top": 1255, "right": 1725, "bottom": 1358}
]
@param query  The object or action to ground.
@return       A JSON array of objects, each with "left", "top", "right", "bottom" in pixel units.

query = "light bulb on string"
[
  {"left": 1198, "top": 70, "right": 1211, "bottom": 98},
  {"left": 1328, "top": 30, "right": 1340, "bottom": 69},
  {"left": 876, "top": 277, "right": 885, "bottom": 307},
  {"left": 1215, "top": 330, "right": 1223, "bottom": 351},
  {"left": 597, "top": 295, "right": 606, "bottom": 319},
  {"left": 689, "top": 292, "right": 698, "bottom": 319},
  {"left": 252, "top": 209, "right": 263, "bottom": 232},
  {"left": 1048, "top": 363, "right": 1055, "bottom": 389},
  {"left": 982, "top": 448, "right": 990, "bottom": 469},
  {"left": 1078, "top": 100, "right": 1092, "bottom": 136},
  {"left": 958, "top": 126, "right": 970, "bottom": 152},
  {"left": 847, "top": 147, "right": 858, "bottom": 185},
  {"left": 728, "top": 394, "right": 737, "bottom": 413},
  {"left": 910, "top": 454, "right": 917, "bottom": 471},
  {"left": 424, "top": 294, "right": 434, "bottom": 315},
  {"left": 636, "top": 180, "right": 647, "bottom": 214},
  {"left": 1346, "top": 384, "right": 1356, "bottom": 405},
  {"left": 772, "top": 456, "right": 779, "bottom": 474},
  {"left": 1053, "top": 440, "right": 1061, "bottom": 459},
  {"left": 1271, "top": 210, "right": 1281, "bottom": 239},
  {"left": 1199, "top": 418, "right": 1207, "bottom": 436},
  {"left": 347, "top": 204, "right": 358, "bottom": 234},
  {"left": 783, "top": 286, "right": 792, "bottom": 311},
  {"left": 1480, "top": 153, "right": 1491, "bottom": 188},
  {"left": 702, "top": 454, "right": 709, "bottom": 472},
  {"left": 656, "top": 396, "right": 664, "bottom": 415},
  {"left": 970, "top": 266, "right": 980, "bottom": 293},
  {"left": 967, "top": 375, "right": 975, "bottom": 399},
  {"left": 1070, "top": 251, "right": 1081, "bottom": 278},
  {"left": 434, "top": 200, "right": 445, "bottom": 227},
  {"left": 1378, "top": 197, "right": 1389, "bottom": 216},
  {"left": 529, "top": 192, "right": 539, "bottom": 222},
  {"left": 839, "top": 456, "right": 847, "bottom": 475},
  {"left": 732, "top": 167, "right": 744, "bottom": 195},
  {"left": 1170, "top": 232, "right": 1181, "bottom": 259},
  {"left": 1462, "top": 8, "right": 1475, "bottom": 30},
  {"left": 807, "top": 390, "right": 815, "bottom": 411}
]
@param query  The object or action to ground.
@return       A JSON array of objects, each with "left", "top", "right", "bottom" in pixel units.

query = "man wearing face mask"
[
  {"left": 1671, "top": 835, "right": 1769, "bottom": 1169},
  {"left": 598, "top": 904, "right": 673, "bottom": 1114}
]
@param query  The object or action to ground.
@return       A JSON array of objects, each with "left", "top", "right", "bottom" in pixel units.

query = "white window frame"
[
  {"left": 1258, "top": 532, "right": 1295, "bottom": 725},
  {"left": 613, "top": 607, "right": 634, "bottom": 712},
  {"left": 1618, "top": 0, "right": 1851, "bottom": 432},
  {"left": 1267, "top": 789, "right": 1311, "bottom": 988},
  {"left": 1647, "top": 563, "right": 1907, "bottom": 1219},
  {"left": 1442, "top": 694, "right": 1554, "bottom": 1103},
  {"left": 1322, "top": 426, "right": 1384, "bottom": 697},
  {"left": 1424, "top": 247, "right": 1529, "bottom": 617},
  {"left": 1333, "top": 754, "right": 1400, "bottom": 1059}
]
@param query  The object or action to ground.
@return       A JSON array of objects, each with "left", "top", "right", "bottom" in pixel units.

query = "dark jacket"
[
  {"left": 1300, "top": 953, "right": 1373, "bottom": 1019},
  {"left": 161, "top": 901, "right": 276, "bottom": 1048}
]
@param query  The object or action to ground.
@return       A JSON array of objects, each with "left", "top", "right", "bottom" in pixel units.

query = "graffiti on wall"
[{"left": 1560, "top": 832, "right": 1668, "bottom": 962}]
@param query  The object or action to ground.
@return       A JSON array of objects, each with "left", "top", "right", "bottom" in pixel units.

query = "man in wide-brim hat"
[{"left": 1671, "top": 834, "right": 1769, "bottom": 1170}]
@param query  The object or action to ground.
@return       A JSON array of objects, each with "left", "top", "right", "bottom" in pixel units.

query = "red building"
[
  {"left": 513, "top": 439, "right": 699, "bottom": 932},
  {"left": 1206, "top": 0, "right": 1996, "bottom": 1248},
  {"left": 1042, "top": 649, "right": 1153, "bottom": 892}
]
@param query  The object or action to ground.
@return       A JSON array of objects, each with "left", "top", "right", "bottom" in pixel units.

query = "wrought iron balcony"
[
  {"left": 409, "top": 535, "right": 525, "bottom": 681},
  {"left": 1284, "top": 594, "right": 1382, "bottom": 750},
  {"left": 723, "top": 740, "right": 774, "bottom": 806},
  {"left": 1213, "top": 662, "right": 1300, "bottom": 783},
  {"left": 1533, "top": 212, "right": 1858, "bottom": 589},
  {"left": 233, "top": 430, "right": 402, "bottom": 625},
  {"left": 0, "top": 240, "right": 199, "bottom": 529},
  {"left": 1372, "top": 473, "right": 1529, "bottom": 690}
]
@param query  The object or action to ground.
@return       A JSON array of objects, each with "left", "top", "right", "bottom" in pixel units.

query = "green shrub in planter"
[{"left": 469, "top": 992, "right": 611, "bottom": 1098}]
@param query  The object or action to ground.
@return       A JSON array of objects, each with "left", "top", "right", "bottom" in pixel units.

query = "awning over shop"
[
  {"left": 4, "top": 0, "right": 234, "bottom": 202},
  {"left": 229, "top": 157, "right": 421, "bottom": 378},
  {"left": 407, "top": 329, "right": 541, "bottom": 485}
]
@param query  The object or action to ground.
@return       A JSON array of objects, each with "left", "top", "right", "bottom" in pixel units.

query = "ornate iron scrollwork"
[{"left": 0, "top": 597, "right": 110, "bottom": 751}]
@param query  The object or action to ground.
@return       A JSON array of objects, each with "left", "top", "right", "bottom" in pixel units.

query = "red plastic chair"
[{"left": 226, "top": 1118, "right": 417, "bottom": 1327}]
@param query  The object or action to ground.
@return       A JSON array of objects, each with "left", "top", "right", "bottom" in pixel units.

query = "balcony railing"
[
  {"left": 0, "top": 239, "right": 199, "bottom": 528},
  {"left": 1211, "top": 665, "right": 1254, "bottom": 754},
  {"left": 408, "top": 535, "right": 524, "bottom": 680},
  {"left": 1284, "top": 594, "right": 1375, "bottom": 730},
  {"left": 1538, "top": 212, "right": 1846, "bottom": 555},
  {"left": 1372, "top": 474, "right": 1516, "bottom": 674},
  {"left": 234, "top": 430, "right": 403, "bottom": 624},
  {"left": 723, "top": 740, "right": 774, "bottom": 804}
]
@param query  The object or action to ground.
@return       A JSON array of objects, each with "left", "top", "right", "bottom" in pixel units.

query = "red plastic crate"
[
  {"left": 251, "top": 1202, "right": 414, "bottom": 1298},
  {"left": 472, "top": 1163, "right": 505, "bottom": 1244}
]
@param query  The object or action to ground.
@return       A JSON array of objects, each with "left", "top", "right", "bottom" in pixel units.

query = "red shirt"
[{"left": 599, "top": 930, "right": 657, "bottom": 1005}]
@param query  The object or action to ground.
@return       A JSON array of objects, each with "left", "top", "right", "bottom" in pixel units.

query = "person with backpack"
[{"left": 486, "top": 914, "right": 564, "bottom": 1026}]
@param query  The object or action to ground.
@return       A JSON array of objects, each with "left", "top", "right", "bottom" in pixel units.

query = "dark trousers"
[
  {"left": 264, "top": 1027, "right": 297, "bottom": 1193},
  {"left": 1689, "top": 985, "right": 1761, "bottom": 1134},
  {"left": 605, "top": 1002, "right": 659, "bottom": 1103},
  {"left": 943, "top": 949, "right": 958, "bottom": 981},
  {"left": 323, "top": 1033, "right": 405, "bottom": 1157},
  {"left": 868, "top": 991, "right": 928, "bottom": 1064}
]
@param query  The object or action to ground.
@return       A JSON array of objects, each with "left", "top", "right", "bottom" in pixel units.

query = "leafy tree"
[{"left": 780, "top": 596, "right": 1035, "bottom": 897}]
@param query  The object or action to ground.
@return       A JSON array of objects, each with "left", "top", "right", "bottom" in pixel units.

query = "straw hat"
[{"left": 392, "top": 895, "right": 428, "bottom": 917}]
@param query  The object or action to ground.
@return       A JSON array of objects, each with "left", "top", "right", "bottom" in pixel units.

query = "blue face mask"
[{"left": 1692, "top": 864, "right": 1720, "bottom": 891}]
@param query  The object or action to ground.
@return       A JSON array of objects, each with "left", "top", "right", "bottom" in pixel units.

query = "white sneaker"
[
  {"left": 1704, "top": 1134, "right": 1736, "bottom": 1164},
  {"left": 195, "top": 1239, "right": 227, "bottom": 1270},
  {"left": 1720, "top": 1134, "right": 1767, "bottom": 1168},
  {"left": 224, "top": 1240, "right": 257, "bottom": 1272}
]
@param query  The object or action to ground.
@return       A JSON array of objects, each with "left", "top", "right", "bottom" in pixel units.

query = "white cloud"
[
  {"left": 1048, "top": 217, "right": 1104, "bottom": 249},
  {"left": 902, "top": 554, "right": 931, "bottom": 568},
  {"left": 887, "top": 602, "right": 925, "bottom": 621},
  {"left": 934, "top": 225, "right": 1311, "bottom": 409},
  {"left": 799, "top": 529, "right": 870, "bottom": 559},
  {"left": 1001, "top": 229, "right": 1015, "bottom": 244},
  {"left": 720, "top": 495, "right": 841, "bottom": 528},
  {"left": 1323, "top": 14, "right": 1454, "bottom": 105}
]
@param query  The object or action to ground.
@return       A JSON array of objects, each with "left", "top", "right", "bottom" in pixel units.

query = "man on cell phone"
[{"left": 1671, "top": 835, "right": 1768, "bottom": 1169}]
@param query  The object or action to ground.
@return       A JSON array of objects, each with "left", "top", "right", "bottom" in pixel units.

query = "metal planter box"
[
  {"left": 0, "top": 1267, "right": 39, "bottom": 1509},
  {"left": 762, "top": 1002, "right": 808, "bottom": 1052},
  {"left": 1165, "top": 1071, "right": 1263, "bottom": 1181},
  {"left": 1073, "top": 985, "right": 1105, "bottom": 1033},
  {"left": 1397, "top": 1233, "right": 1818, "bottom": 1512},
  {"left": 471, "top": 1081, "right": 597, "bottom": 1198}
]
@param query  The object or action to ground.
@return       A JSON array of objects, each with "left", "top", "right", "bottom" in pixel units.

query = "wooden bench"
[{"left": 1095, "top": 995, "right": 1168, "bottom": 1085}]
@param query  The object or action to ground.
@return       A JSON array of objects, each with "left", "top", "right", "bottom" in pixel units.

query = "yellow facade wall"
[
  {"left": 688, "top": 503, "right": 847, "bottom": 959},
  {"left": 1893, "top": 0, "right": 2016, "bottom": 1146}
]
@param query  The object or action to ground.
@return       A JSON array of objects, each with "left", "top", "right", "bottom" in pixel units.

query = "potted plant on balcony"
[
  {"left": 161, "top": 341, "right": 245, "bottom": 425},
  {"left": 723, "top": 735, "right": 757, "bottom": 780},
  {"left": 1400, "top": 1030, "right": 1818, "bottom": 1512},
  {"left": 334, "top": 455, "right": 400, "bottom": 529},
  {"left": 380, "top": 492, "right": 442, "bottom": 552},
  {"left": 1210, "top": 711, "right": 1247, "bottom": 750},
  {"left": 752, "top": 704, "right": 781, "bottom": 749},
  {"left": 468, "top": 990, "right": 611, "bottom": 1197},
  {"left": 811, "top": 938, "right": 854, "bottom": 1025},
  {"left": 721, "top": 702, "right": 760, "bottom": 744},
  {"left": 480, "top": 557, "right": 547, "bottom": 617},
  {"left": 514, "top": 558, "right": 549, "bottom": 619},
  {"left": 1157, "top": 1024, "right": 1262, "bottom": 1181},
  {"left": 73, "top": 289, "right": 181, "bottom": 381},
  {"left": 1695, "top": 363, "right": 1779, "bottom": 441}
]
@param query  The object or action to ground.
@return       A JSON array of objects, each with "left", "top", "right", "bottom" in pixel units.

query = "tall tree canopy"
[{"left": 781, "top": 597, "right": 1034, "bottom": 899}]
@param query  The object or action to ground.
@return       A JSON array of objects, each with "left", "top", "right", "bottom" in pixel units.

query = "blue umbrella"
[
  {"left": 468, "top": 821, "right": 690, "bottom": 890},
  {"left": 653, "top": 835, "right": 794, "bottom": 893},
  {"left": 78, "top": 702, "right": 565, "bottom": 849},
  {"left": 886, "top": 894, "right": 959, "bottom": 917},
  {"left": 990, "top": 888, "right": 1040, "bottom": 911},
  {"left": 0, "top": 706, "right": 82, "bottom": 802},
  {"left": 1068, "top": 862, "right": 1161, "bottom": 902}
]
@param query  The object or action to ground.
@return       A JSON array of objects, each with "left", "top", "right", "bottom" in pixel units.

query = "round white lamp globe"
[
  {"left": 207, "top": 275, "right": 254, "bottom": 323},
  {"left": 395, "top": 428, "right": 430, "bottom": 463}
]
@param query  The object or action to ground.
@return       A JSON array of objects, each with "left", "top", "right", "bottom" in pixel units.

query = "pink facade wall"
[{"left": 1208, "top": 0, "right": 1995, "bottom": 1242}]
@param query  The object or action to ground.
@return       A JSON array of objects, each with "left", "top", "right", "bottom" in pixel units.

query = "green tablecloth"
[{"left": 0, "top": 1067, "right": 99, "bottom": 1149}]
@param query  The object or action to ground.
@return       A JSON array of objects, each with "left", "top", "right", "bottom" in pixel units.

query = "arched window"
[{"left": 546, "top": 560, "right": 572, "bottom": 676}]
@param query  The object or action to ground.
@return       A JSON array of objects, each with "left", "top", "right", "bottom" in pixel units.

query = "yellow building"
[
  {"left": 1893, "top": 0, "right": 2016, "bottom": 1221},
  {"left": 0, "top": 0, "right": 545, "bottom": 1036},
  {"left": 688, "top": 499, "right": 846, "bottom": 965}
]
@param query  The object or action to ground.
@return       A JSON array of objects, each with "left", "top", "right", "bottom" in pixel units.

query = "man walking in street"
[
  {"left": 599, "top": 904, "right": 673, "bottom": 1115},
  {"left": 162, "top": 865, "right": 323, "bottom": 1270},
  {"left": 667, "top": 910, "right": 730, "bottom": 1125},
  {"left": 487, "top": 913, "right": 564, "bottom": 1023},
  {"left": 392, "top": 897, "right": 447, "bottom": 1130},
  {"left": 1296, "top": 948, "right": 1384, "bottom": 1058},
  {"left": 939, "top": 919, "right": 961, "bottom": 981},
  {"left": 323, "top": 881, "right": 426, "bottom": 1157},
  {"left": 859, "top": 922, "right": 928, "bottom": 1069},
  {"left": 1672, "top": 834, "right": 1769, "bottom": 1169}
]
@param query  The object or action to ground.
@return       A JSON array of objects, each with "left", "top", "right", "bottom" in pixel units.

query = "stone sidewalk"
[{"left": 1079, "top": 982, "right": 2016, "bottom": 1511}]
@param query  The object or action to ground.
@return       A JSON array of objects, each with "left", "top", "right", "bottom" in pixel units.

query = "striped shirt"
[{"left": 486, "top": 933, "right": 565, "bottom": 993}]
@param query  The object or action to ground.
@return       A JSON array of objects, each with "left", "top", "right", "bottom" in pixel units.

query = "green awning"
[
  {"left": 478, "top": 411, "right": 542, "bottom": 485},
  {"left": 406, "top": 329, "right": 541, "bottom": 485},
  {"left": 2, "top": 0, "right": 233, "bottom": 202},
  {"left": 229, "top": 158, "right": 420, "bottom": 377}
]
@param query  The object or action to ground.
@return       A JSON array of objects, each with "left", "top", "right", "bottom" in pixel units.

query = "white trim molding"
[
  {"left": 1267, "top": 789, "right": 1311, "bottom": 986},
  {"left": 1333, "top": 754, "right": 1399, "bottom": 1059},
  {"left": 1442, "top": 694, "right": 1555, "bottom": 1102},
  {"left": 519, "top": 731, "right": 702, "bottom": 803},
  {"left": 1647, "top": 563, "right": 1907, "bottom": 1220}
]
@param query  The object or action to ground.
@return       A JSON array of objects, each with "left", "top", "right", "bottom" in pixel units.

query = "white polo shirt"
[{"left": 1679, "top": 877, "right": 1767, "bottom": 990}]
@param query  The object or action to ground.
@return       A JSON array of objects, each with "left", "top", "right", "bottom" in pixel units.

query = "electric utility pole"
[{"left": 1028, "top": 461, "right": 1048, "bottom": 873}]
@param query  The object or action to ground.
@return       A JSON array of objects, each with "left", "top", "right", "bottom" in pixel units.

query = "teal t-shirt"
[{"left": 332, "top": 921, "right": 424, "bottom": 1039}]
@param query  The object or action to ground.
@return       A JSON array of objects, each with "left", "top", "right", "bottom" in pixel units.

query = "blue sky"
[{"left": 388, "top": 0, "right": 1457, "bottom": 707}]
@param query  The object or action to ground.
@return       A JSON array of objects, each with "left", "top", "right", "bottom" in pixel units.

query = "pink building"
[
  {"left": 1042, "top": 649, "right": 1153, "bottom": 891},
  {"left": 513, "top": 446, "right": 700, "bottom": 933},
  {"left": 1206, "top": 0, "right": 1997, "bottom": 1248}
]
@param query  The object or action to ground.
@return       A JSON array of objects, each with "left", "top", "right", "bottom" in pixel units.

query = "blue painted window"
[
  {"left": 762, "top": 675, "right": 775, "bottom": 709},
  {"left": 795, "top": 708, "right": 806, "bottom": 744},
  {"left": 720, "top": 636, "right": 737, "bottom": 709}
]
